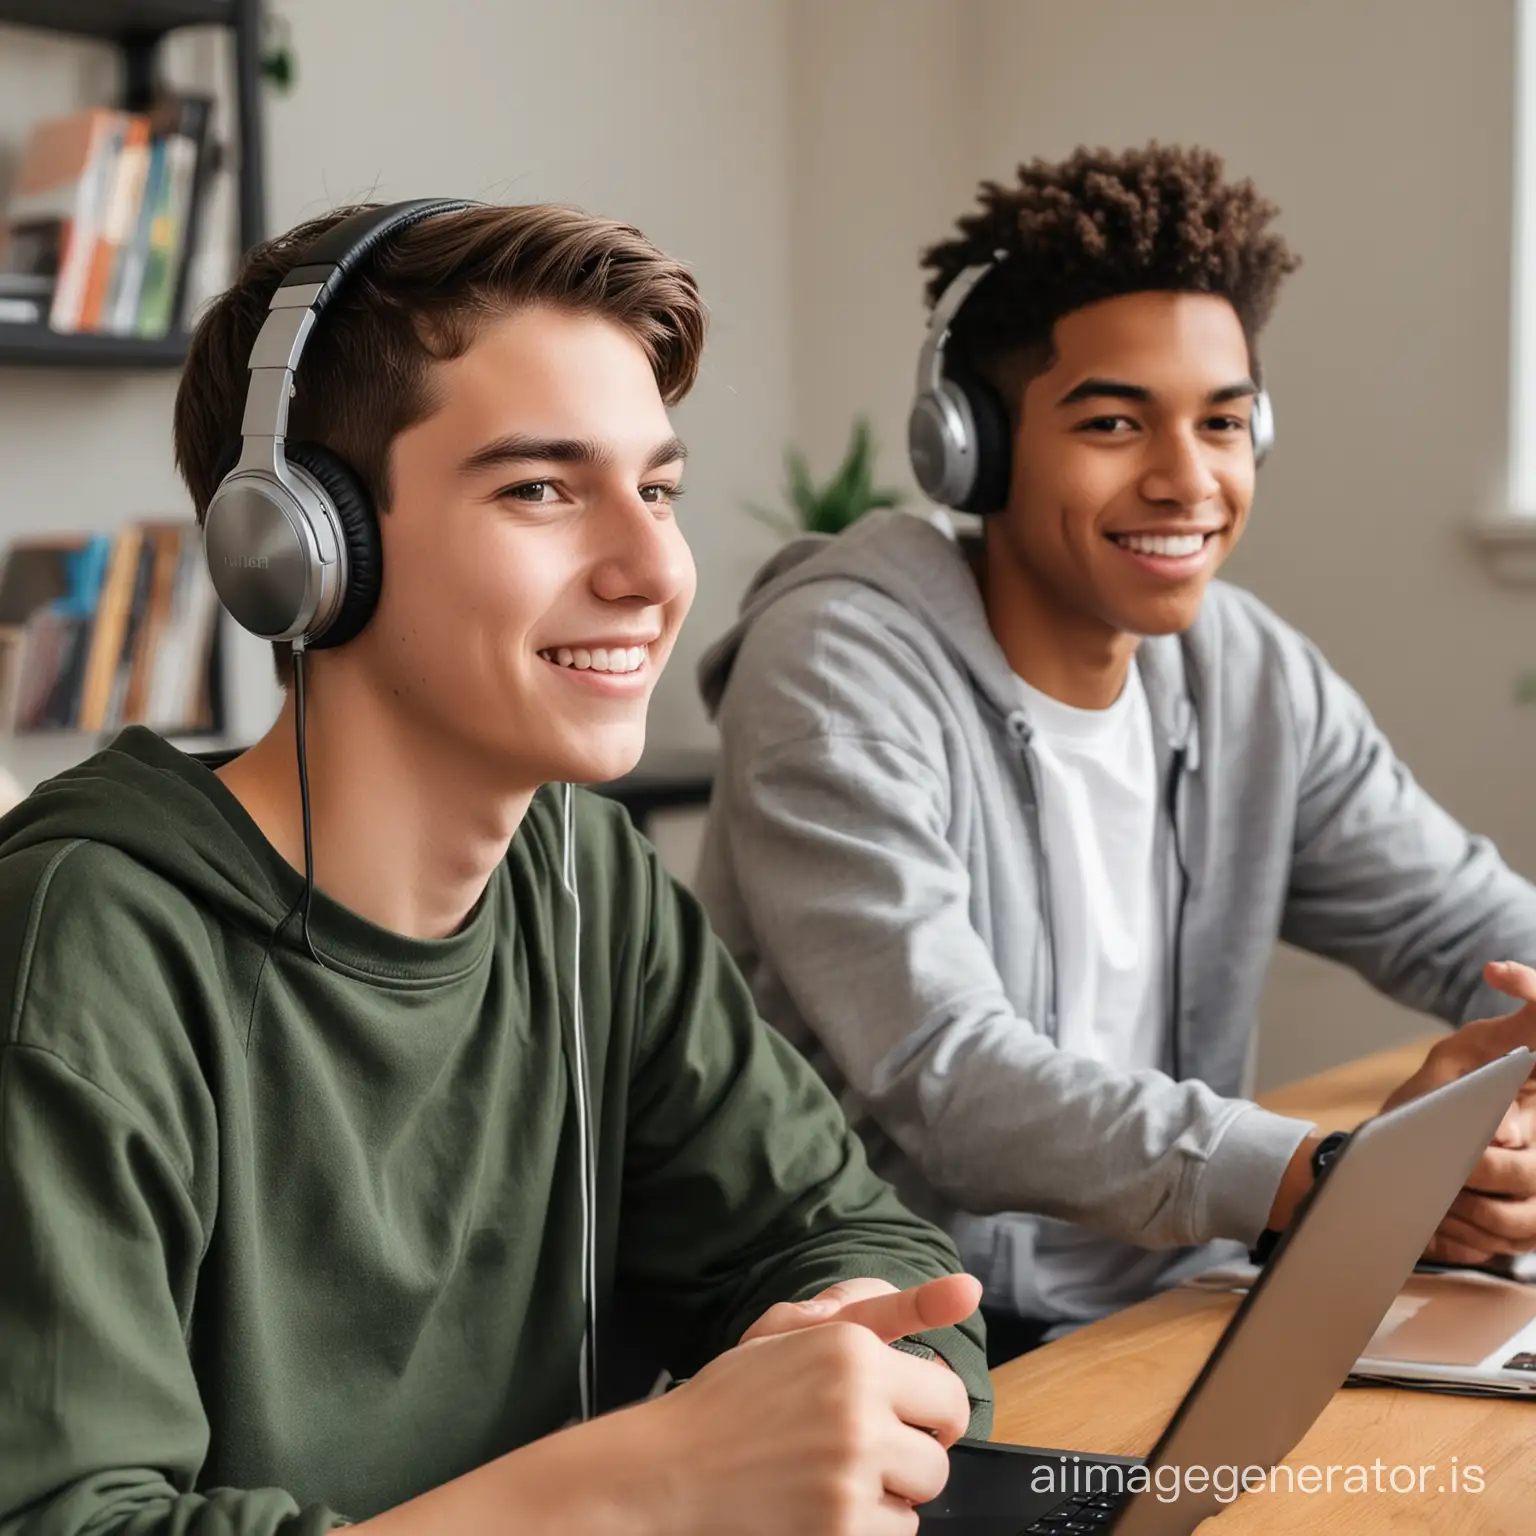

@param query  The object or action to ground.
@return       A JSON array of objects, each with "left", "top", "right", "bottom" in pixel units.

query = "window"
[
  {"left": 1476, "top": 0, "right": 1536, "bottom": 579},
  {"left": 1510, "top": 0, "right": 1536, "bottom": 516}
]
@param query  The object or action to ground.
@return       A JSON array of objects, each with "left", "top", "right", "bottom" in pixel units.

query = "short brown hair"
[
  {"left": 174, "top": 201, "right": 708, "bottom": 682},
  {"left": 921, "top": 142, "right": 1299, "bottom": 395}
]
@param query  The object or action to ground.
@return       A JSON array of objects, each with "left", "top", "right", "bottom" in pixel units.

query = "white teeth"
[
  {"left": 1117, "top": 533, "right": 1207, "bottom": 557},
  {"left": 540, "top": 644, "right": 649, "bottom": 674}
]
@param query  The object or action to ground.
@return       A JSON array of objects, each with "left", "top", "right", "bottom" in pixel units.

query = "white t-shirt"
[
  {"left": 1013, "top": 665, "right": 1172, "bottom": 1319},
  {"left": 1016, "top": 666, "right": 1166, "bottom": 1073}
]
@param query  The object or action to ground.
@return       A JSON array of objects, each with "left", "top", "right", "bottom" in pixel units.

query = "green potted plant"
[
  {"left": 261, "top": 11, "right": 298, "bottom": 94},
  {"left": 747, "top": 416, "right": 904, "bottom": 539}
]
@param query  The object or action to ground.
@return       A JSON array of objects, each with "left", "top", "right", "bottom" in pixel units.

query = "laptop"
[
  {"left": 1351, "top": 1266, "right": 1536, "bottom": 1396},
  {"left": 1182, "top": 1255, "right": 1536, "bottom": 1398},
  {"left": 916, "top": 1047, "right": 1534, "bottom": 1535}
]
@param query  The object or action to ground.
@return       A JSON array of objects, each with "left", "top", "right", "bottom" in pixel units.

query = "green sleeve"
[
  {"left": 614, "top": 842, "right": 992, "bottom": 1436},
  {"left": 0, "top": 1046, "right": 348, "bottom": 1534},
  {"left": 0, "top": 853, "right": 347, "bottom": 1536}
]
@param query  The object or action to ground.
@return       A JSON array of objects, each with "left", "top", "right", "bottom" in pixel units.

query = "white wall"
[
  {"left": 784, "top": 0, "right": 1536, "bottom": 1089},
  {"left": 785, "top": 2, "right": 979, "bottom": 472}
]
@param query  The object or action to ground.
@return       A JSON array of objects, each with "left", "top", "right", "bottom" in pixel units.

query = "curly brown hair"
[
  {"left": 174, "top": 200, "right": 707, "bottom": 684},
  {"left": 921, "top": 142, "right": 1300, "bottom": 389}
]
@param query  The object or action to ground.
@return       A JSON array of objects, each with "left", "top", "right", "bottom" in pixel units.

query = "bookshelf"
[
  {"left": 0, "top": 0, "right": 266, "bottom": 370},
  {"left": 0, "top": 0, "right": 268, "bottom": 764},
  {"left": 0, "top": 3, "right": 232, "bottom": 39},
  {"left": 0, "top": 328, "right": 189, "bottom": 368}
]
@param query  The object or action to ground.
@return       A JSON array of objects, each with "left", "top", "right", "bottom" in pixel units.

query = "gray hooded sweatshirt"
[{"left": 693, "top": 509, "right": 1536, "bottom": 1328}]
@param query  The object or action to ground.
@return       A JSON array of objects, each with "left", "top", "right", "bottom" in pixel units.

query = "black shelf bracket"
[
  {"left": 121, "top": 30, "right": 159, "bottom": 112},
  {"left": 231, "top": 0, "right": 265, "bottom": 256}
]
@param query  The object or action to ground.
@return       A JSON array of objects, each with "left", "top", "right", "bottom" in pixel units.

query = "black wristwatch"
[
  {"left": 1251, "top": 1130, "right": 1353, "bottom": 1264},
  {"left": 1311, "top": 1129, "right": 1352, "bottom": 1182}
]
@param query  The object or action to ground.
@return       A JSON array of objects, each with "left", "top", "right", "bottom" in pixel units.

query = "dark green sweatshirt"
[{"left": 0, "top": 728, "right": 990, "bottom": 1534}]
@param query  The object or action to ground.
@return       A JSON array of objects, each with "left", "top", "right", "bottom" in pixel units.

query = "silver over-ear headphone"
[
  {"left": 202, "top": 198, "right": 478, "bottom": 649},
  {"left": 1249, "top": 383, "right": 1275, "bottom": 467},
  {"left": 907, "top": 252, "right": 1276, "bottom": 514}
]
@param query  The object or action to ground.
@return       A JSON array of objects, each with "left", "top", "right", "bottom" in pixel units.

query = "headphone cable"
[{"left": 291, "top": 637, "right": 324, "bottom": 969}]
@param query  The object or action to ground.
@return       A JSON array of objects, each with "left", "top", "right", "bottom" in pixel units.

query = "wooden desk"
[{"left": 990, "top": 1036, "right": 1534, "bottom": 1533}]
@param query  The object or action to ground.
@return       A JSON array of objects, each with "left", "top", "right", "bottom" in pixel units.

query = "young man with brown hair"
[
  {"left": 0, "top": 200, "right": 989, "bottom": 1536},
  {"left": 696, "top": 144, "right": 1536, "bottom": 1363}
]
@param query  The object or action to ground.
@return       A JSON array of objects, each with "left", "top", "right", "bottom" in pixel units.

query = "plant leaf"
[
  {"left": 824, "top": 420, "right": 868, "bottom": 510},
  {"left": 785, "top": 449, "right": 817, "bottom": 521},
  {"left": 744, "top": 415, "right": 905, "bottom": 539},
  {"left": 744, "top": 502, "right": 799, "bottom": 539}
]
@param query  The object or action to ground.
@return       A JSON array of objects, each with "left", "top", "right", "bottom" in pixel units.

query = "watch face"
[{"left": 1313, "top": 1131, "right": 1350, "bottom": 1178}]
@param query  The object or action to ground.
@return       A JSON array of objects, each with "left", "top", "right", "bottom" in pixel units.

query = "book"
[
  {"left": 0, "top": 535, "right": 110, "bottom": 730},
  {"left": 79, "top": 113, "right": 150, "bottom": 333},
  {"left": 108, "top": 134, "right": 165, "bottom": 335},
  {"left": 1, "top": 97, "right": 219, "bottom": 343},
  {"left": 0, "top": 266, "right": 58, "bottom": 329},
  {"left": 0, "top": 297, "right": 44, "bottom": 325},
  {"left": 146, "top": 530, "right": 220, "bottom": 733},
  {"left": 75, "top": 525, "right": 142, "bottom": 732},
  {"left": 136, "top": 96, "right": 214, "bottom": 341},
  {"left": 0, "top": 108, "right": 126, "bottom": 334},
  {"left": 0, "top": 524, "right": 220, "bottom": 737}
]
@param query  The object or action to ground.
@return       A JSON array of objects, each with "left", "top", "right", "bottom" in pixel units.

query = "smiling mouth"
[
  {"left": 1108, "top": 531, "right": 1221, "bottom": 557},
  {"left": 537, "top": 644, "right": 650, "bottom": 675}
]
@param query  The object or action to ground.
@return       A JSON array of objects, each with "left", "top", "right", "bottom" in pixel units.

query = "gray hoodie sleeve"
[
  {"left": 705, "top": 591, "right": 1311, "bottom": 1251},
  {"left": 1274, "top": 612, "right": 1536, "bottom": 1023}
]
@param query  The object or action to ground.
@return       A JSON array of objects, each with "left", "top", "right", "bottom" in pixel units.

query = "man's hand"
[
  {"left": 740, "top": 1272, "right": 983, "bottom": 1349},
  {"left": 349, "top": 1285, "right": 978, "bottom": 1536},
  {"left": 1381, "top": 959, "right": 1536, "bottom": 1265},
  {"left": 649, "top": 1300, "right": 976, "bottom": 1536}
]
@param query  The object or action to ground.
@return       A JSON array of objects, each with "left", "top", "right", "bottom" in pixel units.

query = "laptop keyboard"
[{"left": 1022, "top": 1490, "right": 1130, "bottom": 1532}]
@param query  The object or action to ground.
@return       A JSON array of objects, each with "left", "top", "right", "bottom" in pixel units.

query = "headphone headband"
[
  {"left": 235, "top": 199, "right": 477, "bottom": 471},
  {"left": 205, "top": 199, "right": 478, "bottom": 647},
  {"left": 913, "top": 250, "right": 1008, "bottom": 404},
  {"left": 278, "top": 198, "right": 474, "bottom": 315}
]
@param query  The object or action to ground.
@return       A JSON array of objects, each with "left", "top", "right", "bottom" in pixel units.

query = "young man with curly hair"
[
  {"left": 695, "top": 144, "right": 1536, "bottom": 1362},
  {"left": 0, "top": 201, "right": 992, "bottom": 1536}
]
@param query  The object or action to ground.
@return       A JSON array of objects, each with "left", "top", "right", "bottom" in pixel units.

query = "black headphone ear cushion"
[
  {"left": 282, "top": 441, "right": 382, "bottom": 649},
  {"left": 212, "top": 443, "right": 241, "bottom": 490},
  {"left": 949, "top": 368, "right": 1013, "bottom": 515}
]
